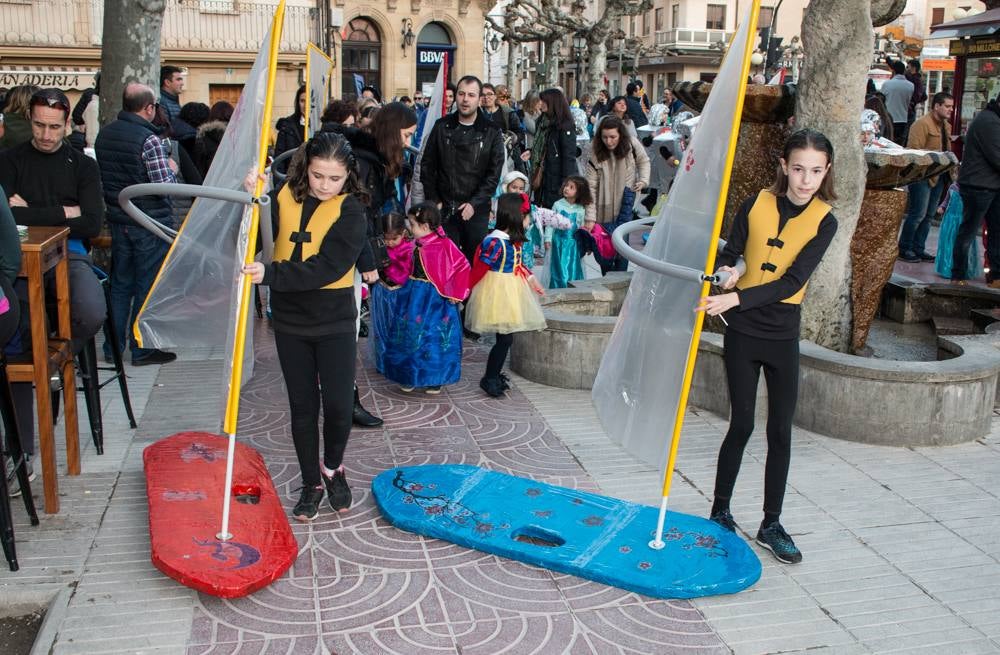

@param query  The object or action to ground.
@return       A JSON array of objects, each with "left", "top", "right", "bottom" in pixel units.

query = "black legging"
[
  {"left": 274, "top": 330, "right": 355, "bottom": 487},
  {"left": 713, "top": 328, "right": 798, "bottom": 518},
  {"left": 485, "top": 332, "right": 514, "bottom": 379}
]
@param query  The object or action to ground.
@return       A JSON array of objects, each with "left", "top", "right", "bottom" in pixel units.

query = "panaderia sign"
[{"left": 0, "top": 69, "right": 96, "bottom": 90}]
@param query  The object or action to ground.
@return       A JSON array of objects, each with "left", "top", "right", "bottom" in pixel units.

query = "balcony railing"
[
  {"left": 0, "top": 0, "right": 316, "bottom": 53},
  {"left": 655, "top": 28, "right": 734, "bottom": 50}
]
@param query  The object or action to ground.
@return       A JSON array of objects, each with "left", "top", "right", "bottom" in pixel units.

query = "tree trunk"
[
  {"left": 506, "top": 41, "right": 519, "bottom": 95},
  {"left": 99, "top": 0, "right": 166, "bottom": 125},
  {"left": 796, "top": 0, "right": 872, "bottom": 353},
  {"left": 870, "top": 0, "right": 907, "bottom": 26},
  {"left": 586, "top": 39, "right": 609, "bottom": 99},
  {"left": 543, "top": 36, "right": 561, "bottom": 88}
]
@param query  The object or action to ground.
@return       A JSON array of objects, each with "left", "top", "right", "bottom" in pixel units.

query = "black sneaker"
[
  {"left": 292, "top": 485, "right": 324, "bottom": 522},
  {"left": 463, "top": 328, "right": 481, "bottom": 342},
  {"left": 917, "top": 251, "right": 936, "bottom": 262},
  {"left": 709, "top": 508, "right": 738, "bottom": 533},
  {"left": 756, "top": 522, "right": 803, "bottom": 564},
  {"left": 498, "top": 373, "right": 511, "bottom": 391},
  {"left": 479, "top": 376, "right": 505, "bottom": 398},
  {"left": 424, "top": 385, "right": 442, "bottom": 395},
  {"left": 322, "top": 467, "right": 352, "bottom": 513},
  {"left": 132, "top": 349, "right": 177, "bottom": 366},
  {"left": 897, "top": 250, "right": 921, "bottom": 263}
]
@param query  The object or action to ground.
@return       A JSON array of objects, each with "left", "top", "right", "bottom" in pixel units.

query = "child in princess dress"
[
  {"left": 371, "top": 204, "right": 470, "bottom": 394},
  {"left": 467, "top": 192, "right": 547, "bottom": 397},
  {"left": 545, "top": 175, "right": 592, "bottom": 288}
]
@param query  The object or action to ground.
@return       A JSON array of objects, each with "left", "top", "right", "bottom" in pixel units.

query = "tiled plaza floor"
[{"left": 2, "top": 308, "right": 1000, "bottom": 654}]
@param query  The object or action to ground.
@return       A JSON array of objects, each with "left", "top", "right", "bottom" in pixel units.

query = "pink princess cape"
[
  {"left": 591, "top": 223, "right": 616, "bottom": 260},
  {"left": 384, "top": 240, "right": 415, "bottom": 286},
  {"left": 418, "top": 228, "right": 472, "bottom": 302}
]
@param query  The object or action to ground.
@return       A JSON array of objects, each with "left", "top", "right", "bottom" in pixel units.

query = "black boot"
[{"left": 352, "top": 385, "right": 383, "bottom": 427}]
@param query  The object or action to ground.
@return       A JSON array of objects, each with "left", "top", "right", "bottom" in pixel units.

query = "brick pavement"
[{"left": 1, "top": 317, "right": 999, "bottom": 654}]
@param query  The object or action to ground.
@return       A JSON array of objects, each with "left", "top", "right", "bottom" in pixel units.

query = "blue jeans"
[
  {"left": 899, "top": 177, "right": 946, "bottom": 255},
  {"left": 104, "top": 223, "right": 169, "bottom": 360},
  {"left": 952, "top": 186, "right": 1000, "bottom": 281}
]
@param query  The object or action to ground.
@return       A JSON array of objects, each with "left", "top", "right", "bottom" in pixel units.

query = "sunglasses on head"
[{"left": 31, "top": 94, "right": 71, "bottom": 113}]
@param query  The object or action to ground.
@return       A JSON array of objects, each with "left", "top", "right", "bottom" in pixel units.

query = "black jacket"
[
  {"left": 420, "top": 111, "right": 504, "bottom": 220},
  {"left": 194, "top": 120, "right": 227, "bottom": 178},
  {"left": 536, "top": 121, "right": 579, "bottom": 209},
  {"left": 958, "top": 100, "right": 1000, "bottom": 192},
  {"left": 274, "top": 114, "right": 305, "bottom": 156},
  {"left": 95, "top": 111, "right": 172, "bottom": 226},
  {"left": 626, "top": 96, "right": 648, "bottom": 128}
]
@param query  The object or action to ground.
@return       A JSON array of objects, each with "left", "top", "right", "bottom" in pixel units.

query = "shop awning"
[
  {"left": 0, "top": 66, "right": 97, "bottom": 91},
  {"left": 930, "top": 9, "right": 1000, "bottom": 39}
]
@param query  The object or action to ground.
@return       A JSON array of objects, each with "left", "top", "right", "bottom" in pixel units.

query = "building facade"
[
  {"left": 877, "top": 0, "right": 988, "bottom": 105},
  {"left": 0, "top": 0, "right": 491, "bottom": 122},
  {"left": 504, "top": 0, "right": 809, "bottom": 103}
]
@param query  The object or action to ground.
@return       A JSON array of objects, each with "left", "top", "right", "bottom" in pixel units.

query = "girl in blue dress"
[
  {"left": 373, "top": 203, "right": 471, "bottom": 394},
  {"left": 546, "top": 175, "right": 591, "bottom": 288}
]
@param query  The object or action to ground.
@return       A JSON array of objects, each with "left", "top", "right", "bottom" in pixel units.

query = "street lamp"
[
  {"left": 400, "top": 18, "right": 415, "bottom": 57},
  {"left": 572, "top": 33, "right": 586, "bottom": 100}
]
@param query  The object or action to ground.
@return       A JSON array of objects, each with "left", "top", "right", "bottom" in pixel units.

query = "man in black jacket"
[
  {"left": 952, "top": 97, "right": 1000, "bottom": 285},
  {"left": 0, "top": 88, "right": 107, "bottom": 350},
  {"left": 625, "top": 82, "right": 649, "bottom": 128},
  {"left": 420, "top": 75, "right": 505, "bottom": 263}
]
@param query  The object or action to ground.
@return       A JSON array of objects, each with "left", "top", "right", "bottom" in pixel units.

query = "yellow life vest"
[
  {"left": 738, "top": 190, "right": 830, "bottom": 305},
  {"left": 274, "top": 186, "right": 355, "bottom": 290}
]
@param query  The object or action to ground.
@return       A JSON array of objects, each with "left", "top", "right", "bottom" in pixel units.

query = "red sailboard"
[{"left": 143, "top": 432, "right": 298, "bottom": 598}]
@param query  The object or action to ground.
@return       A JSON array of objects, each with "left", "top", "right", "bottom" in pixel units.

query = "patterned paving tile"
[
  {"left": 185, "top": 333, "right": 725, "bottom": 652},
  {"left": 323, "top": 626, "right": 457, "bottom": 654}
]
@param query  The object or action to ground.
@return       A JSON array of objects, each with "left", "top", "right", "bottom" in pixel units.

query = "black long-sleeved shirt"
[
  {"left": 717, "top": 193, "right": 838, "bottom": 340},
  {"left": 0, "top": 140, "right": 104, "bottom": 240},
  {"left": 261, "top": 189, "right": 367, "bottom": 337}
]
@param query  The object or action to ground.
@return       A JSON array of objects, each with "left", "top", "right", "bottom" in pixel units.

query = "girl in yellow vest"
[
  {"left": 695, "top": 129, "right": 839, "bottom": 564},
  {"left": 243, "top": 132, "right": 368, "bottom": 522}
]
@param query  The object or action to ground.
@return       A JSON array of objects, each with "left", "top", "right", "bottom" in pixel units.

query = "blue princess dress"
[
  {"left": 935, "top": 185, "right": 981, "bottom": 279},
  {"left": 546, "top": 198, "right": 585, "bottom": 288},
  {"left": 371, "top": 230, "right": 471, "bottom": 387}
]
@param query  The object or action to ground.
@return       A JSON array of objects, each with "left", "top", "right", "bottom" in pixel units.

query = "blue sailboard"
[{"left": 372, "top": 465, "right": 761, "bottom": 599}]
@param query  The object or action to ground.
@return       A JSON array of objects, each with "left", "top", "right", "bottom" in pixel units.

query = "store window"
[
  {"left": 706, "top": 4, "right": 726, "bottom": 30},
  {"left": 342, "top": 17, "right": 381, "bottom": 98},
  {"left": 415, "top": 21, "right": 455, "bottom": 92}
]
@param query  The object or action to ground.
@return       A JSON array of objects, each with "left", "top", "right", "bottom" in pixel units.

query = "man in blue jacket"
[{"left": 96, "top": 83, "right": 178, "bottom": 365}]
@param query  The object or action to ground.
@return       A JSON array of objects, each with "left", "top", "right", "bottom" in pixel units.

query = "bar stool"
[
  {"left": 77, "top": 266, "right": 137, "bottom": 455},
  {"left": 0, "top": 352, "right": 40, "bottom": 572}
]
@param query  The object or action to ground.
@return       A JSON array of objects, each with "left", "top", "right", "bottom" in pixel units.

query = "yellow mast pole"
[
  {"left": 218, "top": 0, "right": 287, "bottom": 541},
  {"left": 649, "top": 0, "right": 761, "bottom": 550}
]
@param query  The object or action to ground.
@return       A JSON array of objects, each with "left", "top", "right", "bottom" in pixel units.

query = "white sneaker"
[{"left": 6, "top": 456, "right": 35, "bottom": 498}]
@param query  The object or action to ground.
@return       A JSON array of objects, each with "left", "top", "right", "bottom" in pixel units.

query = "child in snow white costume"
[{"left": 467, "top": 192, "right": 547, "bottom": 397}]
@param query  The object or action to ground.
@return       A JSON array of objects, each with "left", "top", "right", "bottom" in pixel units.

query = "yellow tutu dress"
[{"left": 466, "top": 232, "right": 547, "bottom": 335}]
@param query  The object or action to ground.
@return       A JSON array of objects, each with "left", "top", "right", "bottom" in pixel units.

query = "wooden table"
[{"left": 8, "top": 226, "right": 81, "bottom": 513}]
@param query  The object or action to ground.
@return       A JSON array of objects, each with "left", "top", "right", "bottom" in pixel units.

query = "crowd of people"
[{"left": 1, "top": 59, "right": 998, "bottom": 567}]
